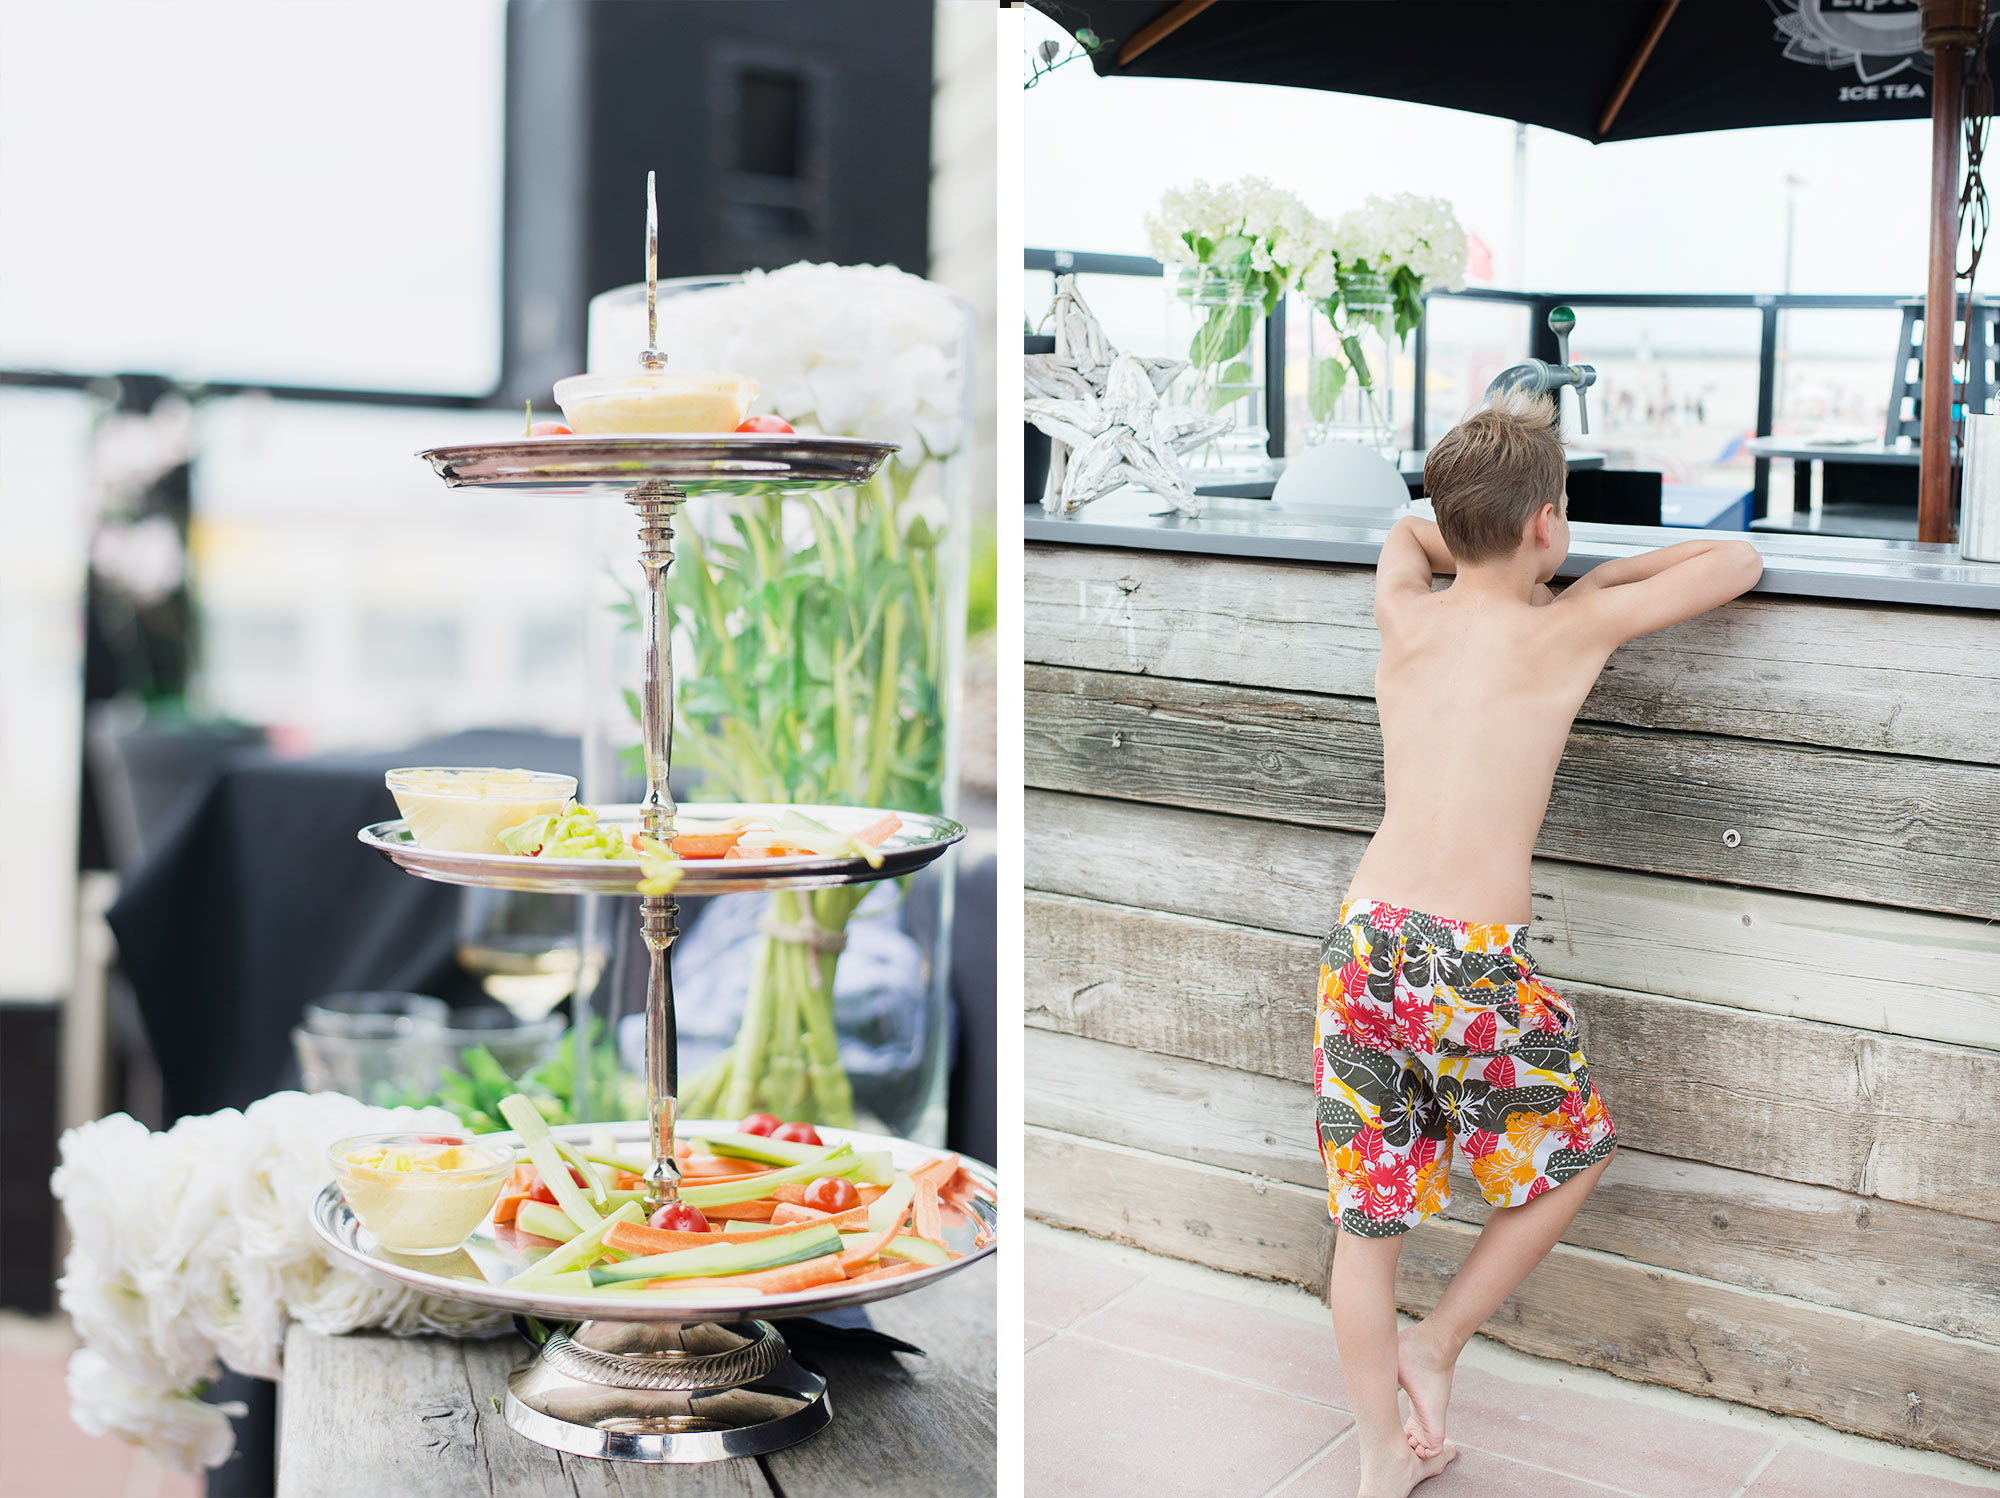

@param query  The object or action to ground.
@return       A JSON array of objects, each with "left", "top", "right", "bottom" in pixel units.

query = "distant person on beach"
[{"left": 1315, "top": 388, "right": 1763, "bottom": 1498}]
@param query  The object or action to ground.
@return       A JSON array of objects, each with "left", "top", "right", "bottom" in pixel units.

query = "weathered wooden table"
[{"left": 275, "top": 1260, "right": 994, "bottom": 1497}]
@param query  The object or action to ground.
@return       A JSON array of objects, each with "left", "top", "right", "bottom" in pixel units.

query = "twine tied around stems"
[
  {"left": 756, "top": 913, "right": 850, "bottom": 954},
  {"left": 757, "top": 909, "right": 848, "bottom": 988}
]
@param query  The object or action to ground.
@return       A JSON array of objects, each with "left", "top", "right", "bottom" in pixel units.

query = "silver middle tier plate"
[
  {"left": 419, "top": 433, "right": 898, "bottom": 494},
  {"left": 358, "top": 802, "right": 964, "bottom": 896},
  {"left": 311, "top": 1122, "right": 997, "bottom": 1325}
]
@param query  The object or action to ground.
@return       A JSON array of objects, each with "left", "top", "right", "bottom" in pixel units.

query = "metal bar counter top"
[{"left": 1025, "top": 489, "right": 2000, "bottom": 611}]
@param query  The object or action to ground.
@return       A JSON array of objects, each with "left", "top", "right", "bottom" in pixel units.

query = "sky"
[
  {"left": 0, "top": 0, "right": 506, "bottom": 394},
  {"left": 1022, "top": 8, "right": 1934, "bottom": 298}
]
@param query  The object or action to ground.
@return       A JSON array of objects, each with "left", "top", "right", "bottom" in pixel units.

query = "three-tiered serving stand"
[{"left": 309, "top": 238, "right": 992, "bottom": 1460}]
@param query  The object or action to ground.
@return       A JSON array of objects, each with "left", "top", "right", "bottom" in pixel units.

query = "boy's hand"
[{"left": 1562, "top": 538, "right": 1762, "bottom": 644}]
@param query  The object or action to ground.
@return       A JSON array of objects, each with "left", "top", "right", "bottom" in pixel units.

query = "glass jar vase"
[
  {"left": 576, "top": 270, "right": 971, "bottom": 1146},
  {"left": 1306, "top": 296, "right": 1397, "bottom": 459},
  {"left": 1168, "top": 263, "right": 1272, "bottom": 475}
]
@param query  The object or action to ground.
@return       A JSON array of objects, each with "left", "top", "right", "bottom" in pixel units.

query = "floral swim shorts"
[{"left": 1314, "top": 899, "right": 1616, "bottom": 1237}]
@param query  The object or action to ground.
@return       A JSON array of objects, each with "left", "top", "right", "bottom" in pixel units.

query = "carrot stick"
[
  {"left": 604, "top": 1216, "right": 830, "bottom": 1256},
  {"left": 909, "top": 1152, "right": 960, "bottom": 1191},
  {"left": 770, "top": 1202, "right": 873, "bottom": 1231},
  {"left": 912, "top": 1177, "right": 945, "bottom": 1248},
  {"left": 642, "top": 1255, "right": 846, "bottom": 1296},
  {"left": 492, "top": 1163, "right": 536, "bottom": 1226},
  {"left": 672, "top": 831, "right": 743, "bottom": 859},
  {"left": 845, "top": 1260, "right": 925, "bottom": 1285},
  {"left": 771, "top": 1183, "right": 809, "bottom": 1205},
  {"left": 707, "top": 1198, "right": 778, "bottom": 1221},
  {"left": 853, "top": 813, "right": 901, "bottom": 847},
  {"left": 856, "top": 1183, "right": 886, "bottom": 1205},
  {"left": 683, "top": 1155, "right": 768, "bottom": 1179}
]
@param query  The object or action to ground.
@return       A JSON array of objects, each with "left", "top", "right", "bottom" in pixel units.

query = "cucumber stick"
[
  {"left": 839, "top": 1231, "right": 951, "bottom": 1267},
  {"left": 678, "top": 1145, "right": 860, "bottom": 1209},
  {"left": 509, "top": 1201, "right": 642, "bottom": 1285},
  {"left": 515, "top": 1199, "right": 583, "bottom": 1244},
  {"left": 866, "top": 1173, "right": 916, "bottom": 1236},
  {"left": 588, "top": 1222, "right": 842, "bottom": 1284},
  {"left": 499, "top": 1094, "right": 601, "bottom": 1231}
]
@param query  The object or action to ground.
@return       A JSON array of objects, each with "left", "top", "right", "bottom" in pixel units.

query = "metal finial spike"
[{"left": 642, "top": 171, "right": 664, "bottom": 369}]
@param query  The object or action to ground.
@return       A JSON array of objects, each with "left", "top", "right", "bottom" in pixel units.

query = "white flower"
[
  {"left": 1325, "top": 194, "right": 1469, "bottom": 291},
  {"left": 66, "top": 1348, "right": 244, "bottom": 1475},
  {"left": 642, "top": 263, "right": 971, "bottom": 466},
  {"left": 52, "top": 1093, "right": 502, "bottom": 1473},
  {"left": 1146, "top": 176, "right": 1316, "bottom": 281}
]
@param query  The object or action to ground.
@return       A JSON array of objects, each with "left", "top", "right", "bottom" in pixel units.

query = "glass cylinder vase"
[
  {"left": 1167, "top": 263, "right": 1271, "bottom": 475},
  {"left": 577, "top": 270, "right": 971, "bottom": 1146},
  {"left": 1305, "top": 303, "right": 1397, "bottom": 459}
]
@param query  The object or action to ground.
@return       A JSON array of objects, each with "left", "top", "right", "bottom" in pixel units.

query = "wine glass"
[{"left": 455, "top": 888, "right": 607, "bottom": 1022}]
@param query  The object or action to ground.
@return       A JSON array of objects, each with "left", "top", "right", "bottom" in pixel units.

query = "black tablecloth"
[{"left": 104, "top": 730, "right": 997, "bottom": 1165}]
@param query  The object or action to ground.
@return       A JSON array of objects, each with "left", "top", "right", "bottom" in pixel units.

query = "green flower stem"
[{"left": 722, "top": 926, "right": 776, "bottom": 1118}]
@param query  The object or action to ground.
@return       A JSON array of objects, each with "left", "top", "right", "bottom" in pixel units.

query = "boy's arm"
[
  {"left": 1376, "top": 517, "right": 1455, "bottom": 608},
  {"left": 1562, "top": 538, "right": 1763, "bottom": 643}
]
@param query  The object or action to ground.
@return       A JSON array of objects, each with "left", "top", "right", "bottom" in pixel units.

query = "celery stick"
[
  {"left": 587, "top": 1223, "right": 841, "bottom": 1284},
  {"left": 579, "top": 1146, "right": 649, "bottom": 1175},
  {"left": 551, "top": 1137, "right": 609, "bottom": 1206},
  {"left": 567, "top": 1282, "right": 770, "bottom": 1300},
  {"left": 521, "top": 1269, "right": 596, "bottom": 1295},
  {"left": 696, "top": 1132, "right": 835, "bottom": 1168},
  {"left": 677, "top": 1145, "right": 858, "bottom": 1209},
  {"left": 851, "top": 1151, "right": 894, "bottom": 1187},
  {"left": 509, "top": 1200, "right": 641, "bottom": 1285},
  {"left": 499, "top": 1094, "right": 602, "bottom": 1231}
]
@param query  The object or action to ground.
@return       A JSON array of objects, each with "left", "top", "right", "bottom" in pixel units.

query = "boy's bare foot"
[
  {"left": 1397, "top": 1323, "right": 1457, "bottom": 1458},
  {"left": 1357, "top": 1438, "right": 1459, "bottom": 1498}
]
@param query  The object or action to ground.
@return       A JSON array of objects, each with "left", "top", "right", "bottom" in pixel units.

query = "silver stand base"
[{"left": 504, "top": 1319, "right": 831, "bottom": 1463}]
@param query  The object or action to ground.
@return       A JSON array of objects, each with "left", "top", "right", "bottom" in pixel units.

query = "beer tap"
[{"left": 1486, "top": 305, "right": 1598, "bottom": 435}]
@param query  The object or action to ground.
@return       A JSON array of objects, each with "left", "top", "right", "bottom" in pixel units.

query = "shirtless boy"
[{"left": 1314, "top": 389, "right": 1763, "bottom": 1497}]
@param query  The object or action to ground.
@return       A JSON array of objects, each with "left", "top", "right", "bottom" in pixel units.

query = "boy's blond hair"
[{"left": 1423, "top": 387, "right": 1566, "bottom": 563}]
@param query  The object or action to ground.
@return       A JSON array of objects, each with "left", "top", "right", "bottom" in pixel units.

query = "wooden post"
[{"left": 1920, "top": 1, "right": 1983, "bottom": 543}]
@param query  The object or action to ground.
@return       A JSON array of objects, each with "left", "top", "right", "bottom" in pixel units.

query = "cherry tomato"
[
  {"left": 648, "top": 1202, "right": 712, "bottom": 1233},
  {"left": 526, "top": 1165, "right": 589, "bottom": 1206},
  {"left": 740, "top": 1113, "right": 782, "bottom": 1137},
  {"left": 529, "top": 420, "right": 572, "bottom": 435},
  {"left": 772, "top": 1121, "right": 822, "bottom": 1146},
  {"left": 734, "top": 415, "right": 794, "bottom": 434},
  {"left": 802, "top": 1176, "right": 859, "bottom": 1213}
]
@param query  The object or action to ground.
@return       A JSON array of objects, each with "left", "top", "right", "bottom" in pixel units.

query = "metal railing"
[{"left": 1027, "top": 249, "right": 1912, "bottom": 510}]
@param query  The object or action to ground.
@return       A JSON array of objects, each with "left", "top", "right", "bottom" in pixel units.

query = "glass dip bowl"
[
  {"left": 551, "top": 370, "right": 759, "bottom": 433},
  {"left": 328, "top": 1132, "right": 516, "bottom": 1256},
  {"left": 385, "top": 767, "right": 576, "bottom": 854}
]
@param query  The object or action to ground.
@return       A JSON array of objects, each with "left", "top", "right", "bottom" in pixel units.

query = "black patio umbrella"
[{"left": 1029, "top": 0, "right": 1991, "bottom": 540}]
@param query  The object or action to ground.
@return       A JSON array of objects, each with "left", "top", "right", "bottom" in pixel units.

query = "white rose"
[{"left": 66, "top": 1348, "right": 245, "bottom": 1475}]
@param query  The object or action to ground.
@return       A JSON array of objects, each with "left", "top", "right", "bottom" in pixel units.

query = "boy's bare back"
[{"left": 1350, "top": 513, "right": 1763, "bottom": 924}]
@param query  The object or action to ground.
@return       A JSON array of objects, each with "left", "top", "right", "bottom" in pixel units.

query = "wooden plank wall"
[{"left": 1023, "top": 542, "right": 2000, "bottom": 1467}]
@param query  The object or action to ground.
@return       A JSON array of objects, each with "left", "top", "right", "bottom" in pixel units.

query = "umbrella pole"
[{"left": 1921, "top": 1, "right": 1982, "bottom": 543}]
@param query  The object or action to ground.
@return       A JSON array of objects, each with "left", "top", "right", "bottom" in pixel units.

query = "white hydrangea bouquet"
[
  {"left": 1296, "top": 193, "right": 1470, "bottom": 439},
  {"left": 1144, "top": 176, "right": 1316, "bottom": 416},
  {"left": 52, "top": 1093, "right": 509, "bottom": 1472}
]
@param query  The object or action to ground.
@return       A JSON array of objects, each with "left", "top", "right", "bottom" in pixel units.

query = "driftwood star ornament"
[{"left": 1025, "top": 275, "right": 1230, "bottom": 516}]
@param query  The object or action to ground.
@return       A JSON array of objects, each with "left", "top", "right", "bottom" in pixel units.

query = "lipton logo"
[{"left": 1772, "top": 0, "right": 1938, "bottom": 92}]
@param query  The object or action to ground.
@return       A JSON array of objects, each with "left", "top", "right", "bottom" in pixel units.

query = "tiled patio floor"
[
  {"left": 1026, "top": 1222, "right": 2000, "bottom": 1498},
  {"left": 0, "top": 1313, "right": 202, "bottom": 1498}
]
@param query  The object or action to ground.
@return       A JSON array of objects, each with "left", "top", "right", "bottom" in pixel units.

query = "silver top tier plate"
[
  {"left": 359, "top": 802, "right": 964, "bottom": 896},
  {"left": 419, "top": 433, "right": 898, "bottom": 493},
  {"left": 312, "top": 1122, "right": 996, "bottom": 1325}
]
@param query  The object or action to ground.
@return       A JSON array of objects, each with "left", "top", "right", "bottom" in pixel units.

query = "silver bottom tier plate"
[
  {"left": 357, "top": 802, "right": 965, "bottom": 895},
  {"left": 312, "top": 1123, "right": 997, "bottom": 1462}
]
